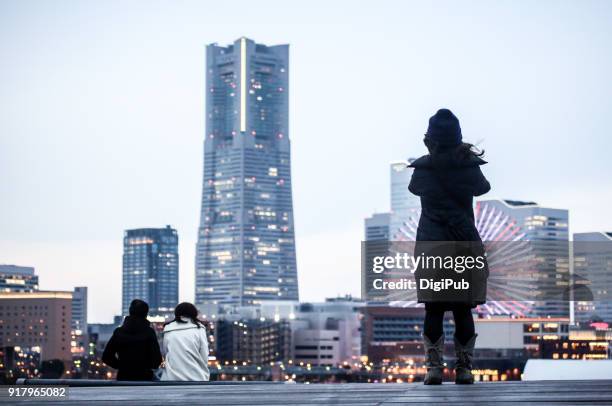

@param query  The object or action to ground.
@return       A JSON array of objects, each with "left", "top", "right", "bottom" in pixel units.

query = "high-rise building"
[
  {"left": 122, "top": 226, "right": 178, "bottom": 315},
  {"left": 195, "top": 37, "right": 298, "bottom": 306},
  {"left": 71, "top": 286, "right": 88, "bottom": 332},
  {"left": 477, "top": 199, "right": 570, "bottom": 318},
  {"left": 0, "top": 265, "right": 38, "bottom": 292},
  {"left": 363, "top": 213, "right": 391, "bottom": 303},
  {"left": 389, "top": 159, "right": 420, "bottom": 240},
  {"left": 573, "top": 232, "right": 612, "bottom": 324}
]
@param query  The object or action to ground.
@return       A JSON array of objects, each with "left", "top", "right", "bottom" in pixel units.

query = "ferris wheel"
[{"left": 389, "top": 201, "right": 538, "bottom": 317}]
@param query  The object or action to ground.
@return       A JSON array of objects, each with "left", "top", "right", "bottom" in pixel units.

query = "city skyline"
[{"left": 1, "top": 1, "right": 612, "bottom": 323}]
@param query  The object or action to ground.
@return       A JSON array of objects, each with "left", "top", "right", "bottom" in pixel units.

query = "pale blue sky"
[{"left": 1, "top": 0, "right": 611, "bottom": 322}]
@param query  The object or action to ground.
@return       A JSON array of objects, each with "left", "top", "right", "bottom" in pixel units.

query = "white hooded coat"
[{"left": 161, "top": 318, "right": 210, "bottom": 381}]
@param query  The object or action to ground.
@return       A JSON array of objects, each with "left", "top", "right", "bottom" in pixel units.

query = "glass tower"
[
  {"left": 573, "top": 232, "right": 612, "bottom": 324},
  {"left": 195, "top": 38, "right": 298, "bottom": 306},
  {"left": 390, "top": 159, "right": 420, "bottom": 241},
  {"left": 122, "top": 226, "right": 178, "bottom": 315}
]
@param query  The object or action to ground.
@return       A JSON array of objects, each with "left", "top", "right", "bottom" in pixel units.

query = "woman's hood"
[{"left": 163, "top": 317, "right": 201, "bottom": 333}]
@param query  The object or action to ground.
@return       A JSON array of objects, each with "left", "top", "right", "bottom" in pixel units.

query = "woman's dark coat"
[
  {"left": 102, "top": 316, "right": 162, "bottom": 381},
  {"left": 408, "top": 151, "right": 491, "bottom": 308}
]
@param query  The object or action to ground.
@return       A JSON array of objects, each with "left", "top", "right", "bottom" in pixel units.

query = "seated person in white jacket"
[{"left": 161, "top": 302, "right": 210, "bottom": 381}]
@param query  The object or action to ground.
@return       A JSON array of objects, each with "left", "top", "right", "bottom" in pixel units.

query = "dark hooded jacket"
[
  {"left": 408, "top": 151, "right": 491, "bottom": 307},
  {"left": 102, "top": 316, "right": 162, "bottom": 381}
]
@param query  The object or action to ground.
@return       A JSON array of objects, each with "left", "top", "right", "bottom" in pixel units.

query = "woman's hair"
[
  {"left": 423, "top": 137, "right": 484, "bottom": 160},
  {"left": 164, "top": 302, "right": 206, "bottom": 328}
]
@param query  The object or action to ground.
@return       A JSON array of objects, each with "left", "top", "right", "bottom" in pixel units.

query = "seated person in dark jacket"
[{"left": 102, "top": 299, "right": 162, "bottom": 381}]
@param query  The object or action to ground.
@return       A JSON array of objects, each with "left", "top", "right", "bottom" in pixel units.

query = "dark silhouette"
[
  {"left": 408, "top": 108, "right": 491, "bottom": 385},
  {"left": 102, "top": 299, "right": 162, "bottom": 381}
]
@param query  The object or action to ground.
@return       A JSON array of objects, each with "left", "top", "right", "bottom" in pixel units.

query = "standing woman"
[
  {"left": 408, "top": 109, "right": 491, "bottom": 385},
  {"left": 161, "top": 302, "right": 210, "bottom": 381}
]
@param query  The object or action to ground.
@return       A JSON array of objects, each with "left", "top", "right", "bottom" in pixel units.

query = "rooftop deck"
[{"left": 6, "top": 380, "right": 612, "bottom": 405}]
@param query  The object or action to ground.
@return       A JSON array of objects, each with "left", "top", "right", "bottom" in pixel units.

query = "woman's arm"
[
  {"left": 473, "top": 167, "right": 491, "bottom": 196},
  {"left": 101, "top": 332, "right": 120, "bottom": 369},
  {"left": 198, "top": 328, "right": 210, "bottom": 361},
  {"left": 149, "top": 329, "right": 163, "bottom": 369},
  {"left": 408, "top": 169, "right": 424, "bottom": 196}
]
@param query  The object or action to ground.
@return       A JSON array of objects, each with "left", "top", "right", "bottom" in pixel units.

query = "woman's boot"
[
  {"left": 454, "top": 334, "right": 476, "bottom": 384},
  {"left": 423, "top": 334, "right": 444, "bottom": 385}
]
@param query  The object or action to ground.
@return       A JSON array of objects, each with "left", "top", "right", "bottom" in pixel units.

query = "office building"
[
  {"left": 475, "top": 199, "right": 570, "bottom": 318},
  {"left": 71, "top": 286, "right": 87, "bottom": 332},
  {"left": 290, "top": 297, "right": 363, "bottom": 366},
  {"left": 363, "top": 159, "right": 420, "bottom": 243},
  {"left": 574, "top": 232, "right": 612, "bottom": 324},
  {"left": 195, "top": 37, "right": 298, "bottom": 306},
  {"left": 364, "top": 213, "right": 390, "bottom": 241},
  {"left": 122, "top": 226, "right": 178, "bottom": 315},
  {"left": 0, "top": 291, "right": 73, "bottom": 361},
  {"left": 0, "top": 265, "right": 38, "bottom": 293},
  {"left": 390, "top": 159, "right": 420, "bottom": 241},
  {"left": 363, "top": 213, "right": 391, "bottom": 303},
  {"left": 361, "top": 305, "right": 434, "bottom": 364},
  {"left": 215, "top": 319, "right": 291, "bottom": 365}
]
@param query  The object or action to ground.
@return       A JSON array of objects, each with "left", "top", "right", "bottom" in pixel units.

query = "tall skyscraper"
[
  {"left": 122, "top": 226, "right": 178, "bottom": 315},
  {"left": 195, "top": 38, "right": 298, "bottom": 306},
  {"left": 389, "top": 159, "right": 420, "bottom": 241},
  {"left": 0, "top": 265, "right": 38, "bottom": 292}
]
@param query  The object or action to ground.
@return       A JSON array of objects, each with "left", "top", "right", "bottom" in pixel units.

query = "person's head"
[
  {"left": 166, "top": 302, "right": 205, "bottom": 328},
  {"left": 424, "top": 108, "right": 483, "bottom": 159},
  {"left": 128, "top": 299, "right": 149, "bottom": 318},
  {"left": 425, "top": 108, "right": 462, "bottom": 147}
]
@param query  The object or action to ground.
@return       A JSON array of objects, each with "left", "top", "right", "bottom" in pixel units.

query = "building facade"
[
  {"left": 0, "top": 291, "right": 73, "bottom": 361},
  {"left": 71, "top": 286, "right": 87, "bottom": 332},
  {"left": 361, "top": 305, "right": 436, "bottom": 364},
  {"left": 476, "top": 199, "right": 570, "bottom": 318},
  {"left": 573, "top": 232, "right": 612, "bottom": 324},
  {"left": 0, "top": 265, "right": 38, "bottom": 293},
  {"left": 215, "top": 319, "right": 291, "bottom": 365},
  {"left": 364, "top": 213, "right": 390, "bottom": 241},
  {"left": 195, "top": 37, "right": 298, "bottom": 306},
  {"left": 122, "top": 226, "right": 178, "bottom": 315},
  {"left": 290, "top": 297, "right": 363, "bottom": 366},
  {"left": 389, "top": 159, "right": 420, "bottom": 241}
]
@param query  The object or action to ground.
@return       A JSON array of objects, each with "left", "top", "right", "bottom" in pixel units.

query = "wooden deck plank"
[{"left": 4, "top": 381, "right": 612, "bottom": 405}]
